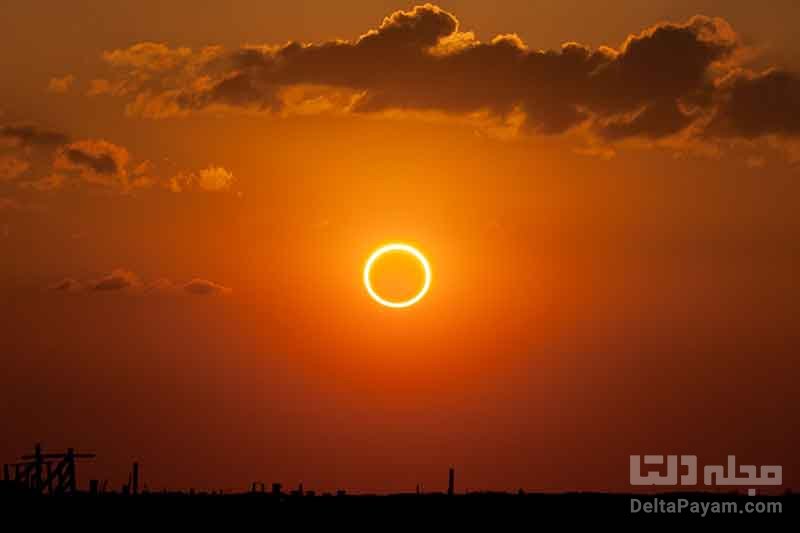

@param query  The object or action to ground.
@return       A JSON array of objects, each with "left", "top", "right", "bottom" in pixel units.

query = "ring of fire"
[{"left": 363, "top": 243, "right": 431, "bottom": 308}]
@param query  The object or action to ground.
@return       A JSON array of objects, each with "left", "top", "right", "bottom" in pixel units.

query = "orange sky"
[{"left": 1, "top": 2, "right": 798, "bottom": 493}]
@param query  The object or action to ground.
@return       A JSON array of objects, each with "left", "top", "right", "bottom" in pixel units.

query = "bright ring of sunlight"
[{"left": 363, "top": 243, "right": 431, "bottom": 308}]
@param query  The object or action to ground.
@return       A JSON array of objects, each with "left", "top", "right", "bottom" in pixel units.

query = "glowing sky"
[{"left": 1, "top": 1, "right": 798, "bottom": 493}]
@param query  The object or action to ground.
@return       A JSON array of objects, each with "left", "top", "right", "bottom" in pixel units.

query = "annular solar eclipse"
[{"left": 363, "top": 243, "right": 431, "bottom": 308}]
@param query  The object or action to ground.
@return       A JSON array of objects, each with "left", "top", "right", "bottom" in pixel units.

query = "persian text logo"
[{"left": 629, "top": 455, "right": 782, "bottom": 496}]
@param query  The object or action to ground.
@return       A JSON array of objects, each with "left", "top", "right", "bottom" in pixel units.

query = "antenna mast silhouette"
[{"left": 3, "top": 443, "right": 96, "bottom": 494}]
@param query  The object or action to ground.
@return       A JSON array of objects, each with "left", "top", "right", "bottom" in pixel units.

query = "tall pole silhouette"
[
  {"left": 448, "top": 467, "right": 455, "bottom": 496},
  {"left": 132, "top": 462, "right": 139, "bottom": 495}
]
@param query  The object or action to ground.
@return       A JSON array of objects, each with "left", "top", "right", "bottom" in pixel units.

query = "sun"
[{"left": 363, "top": 243, "right": 431, "bottom": 308}]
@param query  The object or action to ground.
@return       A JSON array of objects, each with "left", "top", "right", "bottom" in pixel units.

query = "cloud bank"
[
  {"left": 88, "top": 3, "right": 800, "bottom": 152},
  {"left": 0, "top": 124, "right": 234, "bottom": 194}
]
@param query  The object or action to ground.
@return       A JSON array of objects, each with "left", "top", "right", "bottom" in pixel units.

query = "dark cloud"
[
  {"left": 183, "top": 279, "right": 232, "bottom": 295},
  {"left": 0, "top": 124, "right": 69, "bottom": 148},
  {"left": 598, "top": 100, "right": 698, "bottom": 141},
  {"left": 47, "top": 139, "right": 137, "bottom": 191},
  {"left": 709, "top": 69, "right": 800, "bottom": 138},
  {"left": 97, "top": 5, "right": 757, "bottom": 143},
  {"left": 64, "top": 147, "right": 119, "bottom": 175},
  {"left": 55, "top": 140, "right": 128, "bottom": 178},
  {"left": 89, "top": 3, "right": 800, "bottom": 152}
]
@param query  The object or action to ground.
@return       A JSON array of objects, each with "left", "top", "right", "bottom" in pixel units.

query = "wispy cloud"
[
  {"left": 0, "top": 156, "right": 30, "bottom": 181},
  {"left": 167, "top": 165, "right": 234, "bottom": 192},
  {"left": 0, "top": 124, "right": 69, "bottom": 148},
  {"left": 47, "top": 74, "right": 76, "bottom": 94},
  {"left": 49, "top": 269, "right": 232, "bottom": 295}
]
